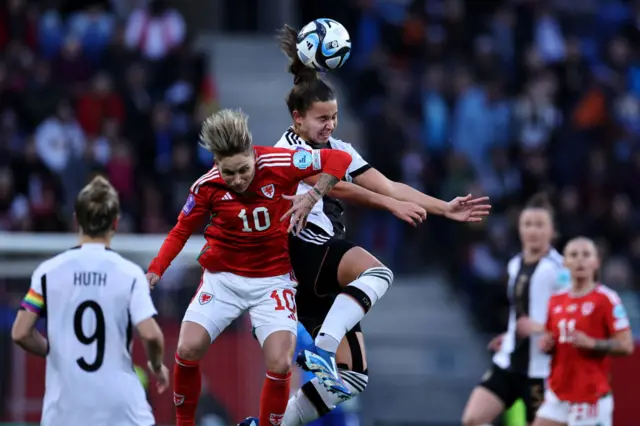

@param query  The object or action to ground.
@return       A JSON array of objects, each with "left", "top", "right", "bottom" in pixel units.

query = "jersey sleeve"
[
  {"left": 128, "top": 268, "right": 158, "bottom": 326},
  {"left": 147, "top": 187, "right": 212, "bottom": 276},
  {"left": 531, "top": 264, "right": 558, "bottom": 325},
  {"left": 602, "top": 291, "right": 630, "bottom": 335},
  {"left": 288, "top": 148, "right": 351, "bottom": 181},
  {"left": 20, "top": 264, "right": 46, "bottom": 317},
  {"left": 341, "top": 142, "right": 372, "bottom": 182}
]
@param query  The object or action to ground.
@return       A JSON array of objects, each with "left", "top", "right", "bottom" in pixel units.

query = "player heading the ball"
[{"left": 146, "top": 109, "right": 352, "bottom": 426}]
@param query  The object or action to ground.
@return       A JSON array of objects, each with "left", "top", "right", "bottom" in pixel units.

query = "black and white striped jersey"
[
  {"left": 493, "top": 248, "right": 568, "bottom": 378},
  {"left": 274, "top": 128, "right": 371, "bottom": 244}
]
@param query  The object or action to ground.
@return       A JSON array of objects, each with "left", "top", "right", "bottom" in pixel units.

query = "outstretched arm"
[
  {"left": 353, "top": 168, "right": 491, "bottom": 222},
  {"left": 147, "top": 189, "right": 211, "bottom": 283},
  {"left": 303, "top": 175, "right": 427, "bottom": 225}
]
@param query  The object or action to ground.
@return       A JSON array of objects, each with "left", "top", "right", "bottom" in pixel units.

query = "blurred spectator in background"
[{"left": 124, "top": 0, "right": 185, "bottom": 61}]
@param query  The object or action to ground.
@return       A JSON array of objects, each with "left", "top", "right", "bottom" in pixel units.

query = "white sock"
[
  {"left": 315, "top": 267, "right": 393, "bottom": 353},
  {"left": 283, "top": 389, "right": 321, "bottom": 426},
  {"left": 314, "top": 293, "right": 368, "bottom": 353}
]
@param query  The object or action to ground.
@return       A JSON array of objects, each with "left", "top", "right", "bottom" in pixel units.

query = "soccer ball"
[{"left": 296, "top": 18, "right": 351, "bottom": 71}]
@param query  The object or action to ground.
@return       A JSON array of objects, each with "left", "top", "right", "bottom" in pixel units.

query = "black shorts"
[
  {"left": 479, "top": 363, "right": 545, "bottom": 422},
  {"left": 288, "top": 232, "right": 361, "bottom": 338}
]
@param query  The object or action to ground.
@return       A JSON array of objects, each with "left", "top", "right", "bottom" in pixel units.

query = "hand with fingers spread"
[
  {"left": 279, "top": 190, "right": 321, "bottom": 235},
  {"left": 390, "top": 200, "right": 427, "bottom": 226},
  {"left": 444, "top": 194, "right": 492, "bottom": 223}
]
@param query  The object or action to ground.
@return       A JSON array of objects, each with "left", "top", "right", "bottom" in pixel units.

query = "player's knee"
[
  {"left": 344, "top": 266, "right": 394, "bottom": 313},
  {"left": 176, "top": 325, "right": 210, "bottom": 361},
  {"left": 264, "top": 352, "right": 293, "bottom": 375}
]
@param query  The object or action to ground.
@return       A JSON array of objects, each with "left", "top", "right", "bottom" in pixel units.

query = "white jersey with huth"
[
  {"left": 23, "top": 243, "right": 157, "bottom": 426},
  {"left": 275, "top": 128, "right": 371, "bottom": 244},
  {"left": 492, "top": 248, "right": 567, "bottom": 379}
]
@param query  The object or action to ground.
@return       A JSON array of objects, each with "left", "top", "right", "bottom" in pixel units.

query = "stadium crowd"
[
  {"left": 0, "top": 0, "right": 211, "bottom": 236},
  {"left": 328, "top": 0, "right": 640, "bottom": 334}
]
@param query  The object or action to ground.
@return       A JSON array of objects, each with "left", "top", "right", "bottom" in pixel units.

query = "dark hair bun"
[{"left": 276, "top": 24, "right": 318, "bottom": 85}]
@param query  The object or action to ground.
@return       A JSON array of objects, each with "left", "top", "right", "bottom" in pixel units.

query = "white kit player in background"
[
  {"left": 11, "top": 176, "right": 169, "bottom": 426},
  {"left": 462, "top": 194, "right": 568, "bottom": 426}
]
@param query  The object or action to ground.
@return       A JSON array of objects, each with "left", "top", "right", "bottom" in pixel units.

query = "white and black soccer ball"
[{"left": 296, "top": 18, "right": 351, "bottom": 71}]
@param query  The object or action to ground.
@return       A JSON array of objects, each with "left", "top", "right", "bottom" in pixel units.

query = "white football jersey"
[
  {"left": 24, "top": 243, "right": 157, "bottom": 426},
  {"left": 493, "top": 248, "right": 566, "bottom": 378},
  {"left": 275, "top": 128, "right": 371, "bottom": 244}
]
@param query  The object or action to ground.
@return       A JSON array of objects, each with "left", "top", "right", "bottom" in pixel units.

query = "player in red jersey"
[
  {"left": 145, "top": 109, "right": 352, "bottom": 426},
  {"left": 533, "top": 237, "right": 634, "bottom": 426}
]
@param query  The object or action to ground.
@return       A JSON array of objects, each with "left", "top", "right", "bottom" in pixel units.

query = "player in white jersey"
[
  {"left": 11, "top": 176, "right": 169, "bottom": 426},
  {"left": 462, "top": 194, "right": 567, "bottom": 426},
  {"left": 237, "top": 25, "right": 491, "bottom": 426}
]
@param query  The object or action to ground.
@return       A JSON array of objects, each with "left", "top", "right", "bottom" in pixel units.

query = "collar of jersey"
[{"left": 81, "top": 243, "right": 107, "bottom": 250}]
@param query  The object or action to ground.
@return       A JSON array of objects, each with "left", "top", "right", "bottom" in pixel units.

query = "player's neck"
[
  {"left": 570, "top": 281, "right": 596, "bottom": 297},
  {"left": 79, "top": 235, "right": 112, "bottom": 248},
  {"left": 522, "top": 246, "right": 549, "bottom": 264}
]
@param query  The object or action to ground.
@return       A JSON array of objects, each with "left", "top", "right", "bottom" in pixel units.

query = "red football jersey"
[
  {"left": 546, "top": 285, "right": 630, "bottom": 403},
  {"left": 148, "top": 146, "right": 351, "bottom": 278}
]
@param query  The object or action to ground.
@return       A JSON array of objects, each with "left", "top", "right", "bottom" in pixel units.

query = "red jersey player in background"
[
  {"left": 145, "top": 109, "right": 352, "bottom": 426},
  {"left": 534, "top": 237, "right": 634, "bottom": 426}
]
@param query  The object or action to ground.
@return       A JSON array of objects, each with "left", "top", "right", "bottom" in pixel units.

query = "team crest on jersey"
[
  {"left": 199, "top": 292, "right": 213, "bottom": 305},
  {"left": 182, "top": 194, "right": 196, "bottom": 215},
  {"left": 173, "top": 393, "right": 185, "bottom": 406},
  {"left": 261, "top": 184, "right": 275, "bottom": 199},
  {"left": 269, "top": 413, "right": 284, "bottom": 426},
  {"left": 581, "top": 302, "right": 594, "bottom": 316}
]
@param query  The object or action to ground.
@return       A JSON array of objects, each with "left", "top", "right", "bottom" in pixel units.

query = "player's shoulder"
[
  {"left": 32, "top": 248, "right": 79, "bottom": 278},
  {"left": 254, "top": 146, "right": 295, "bottom": 173},
  {"left": 507, "top": 253, "right": 522, "bottom": 271},
  {"left": 274, "top": 128, "right": 310, "bottom": 150},
  {"left": 594, "top": 284, "right": 622, "bottom": 305},
  {"left": 328, "top": 136, "right": 359, "bottom": 153},
  {"left": 255, "top": 145, "right": 296, "bottom": 157},
  {"left": 190, "top": 165, "right": 223, "bottom": 194},
  {"left": 103, "top": 250, "right": 146, "bottom": 279},
  {"left": 541, "top": 248, "right": 564, "bottom": 269}
]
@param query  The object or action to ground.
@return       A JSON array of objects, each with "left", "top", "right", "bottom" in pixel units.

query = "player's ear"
[
  {"left": 113, "top": 215, "right": 120, "bottom": 232},
  {"left": 292, "top": 110, "right": 303, "bottom": 127}
]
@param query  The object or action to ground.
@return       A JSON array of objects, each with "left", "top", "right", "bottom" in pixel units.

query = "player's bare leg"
[
  {"left": 259, "top": 330, "right": 296, "bottom": 426},
  {"left": 299, "top": 246, "right": 391, "bottom": 396},
  {"left": 174, "top": 321, "right": 211, "bottom": 426},
  {"left": 461, "top": 386, "right": 505, "bottom": 426},
  {"left": 284, "top": 330, "right": 368, "bottom": 426}
]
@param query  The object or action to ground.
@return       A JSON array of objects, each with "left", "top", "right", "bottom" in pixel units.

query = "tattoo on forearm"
[
  {"left": 311, "top": 174, "right": 339, "bottom": 199},
  {"left": 593, "top": 339, "right": 622, "bottom": 353}
]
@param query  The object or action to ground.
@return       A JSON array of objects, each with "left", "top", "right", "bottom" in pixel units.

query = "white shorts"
[
  {"left": 537, "top": 389, "right": 613, "bottom": 426},
  {"left": 184, "top": 270, "right": 298, "bottom": 346}
]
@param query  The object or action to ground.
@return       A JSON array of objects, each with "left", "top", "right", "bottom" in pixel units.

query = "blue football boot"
[{"left": 296, "top": 348, "right": 351, "bottom": 399}]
